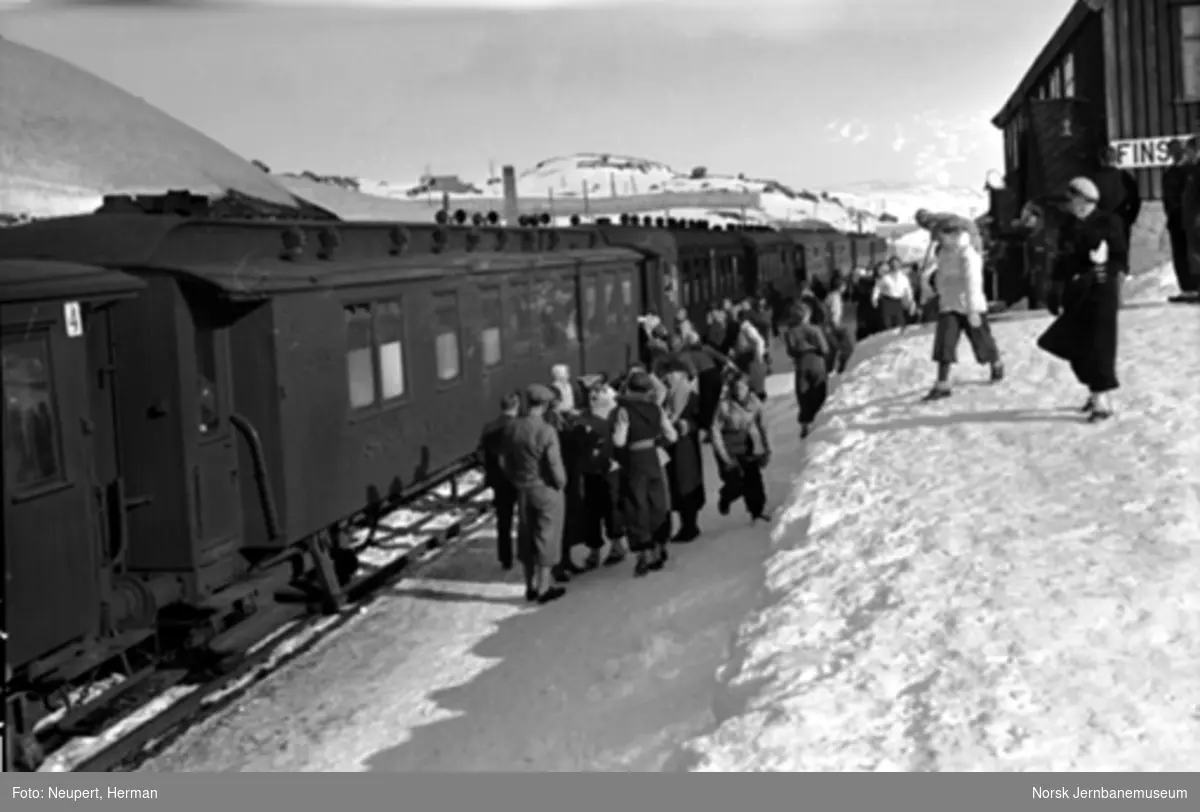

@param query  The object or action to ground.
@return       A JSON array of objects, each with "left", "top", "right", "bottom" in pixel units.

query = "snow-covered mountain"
[{"left": 284, "top": 153, "right": 975, "bottom": 232}]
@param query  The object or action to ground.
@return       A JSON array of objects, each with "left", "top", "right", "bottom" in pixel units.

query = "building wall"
[{"left": 1107, "top": 0, "right": 1200, "bottom": 199}]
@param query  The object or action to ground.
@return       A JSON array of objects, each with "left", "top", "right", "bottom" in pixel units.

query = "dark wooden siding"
[{"left": 1109, "top": 0, "right": 1200, "bottom": 198}]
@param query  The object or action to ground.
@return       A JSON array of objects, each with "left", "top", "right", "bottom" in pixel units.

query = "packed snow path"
[
  {"left": 687, "top": 294, "right": 1200, "bottom": 771},
  {"left": 140, "top": 273, "right": 1197, "bottom": 772}
]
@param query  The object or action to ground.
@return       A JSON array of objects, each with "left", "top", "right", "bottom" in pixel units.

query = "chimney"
[{"left": 501, "top": 165, "right": 519, "bottom": 226}]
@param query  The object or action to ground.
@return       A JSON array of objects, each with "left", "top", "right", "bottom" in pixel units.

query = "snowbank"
[{"left": 686, "top": 265, "right": 1200, "bottom": 771}]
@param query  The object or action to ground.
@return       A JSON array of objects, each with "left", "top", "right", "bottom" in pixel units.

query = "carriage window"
[
  {"left": 557, "top": 277, "right": 579, "bottom": 346},
  {"left": 480, "top": 286, "right": 503, "bottom": 368},
  {"left": 509, "top": 281, "right": 532, "bottom": 357},
  {"left": 375, "top": 300, "right": 407, "bottom": 400},
  {"left": 621, "top": 277, "right": 633, "bottom": 310},
  {"left": 433, "top": 292, "right": 462, "bottom": 381},
  {"left": 1181, "top": 5, "right": 1200, "bottom": 100},
  {"left": 585, "top": 277, "right": 604, "bottom": 337},
  {"left": 3, "top": 334, "right": 66, "bottom": 491},
  {"left": 345, "top": 304, "right": 376, "bottom": 409},
  {"left": 603, "top": 274, "right": 618, "bottom": 328},
  {"left": 194, "top": 323, "right": 220, "bottom": 436}
]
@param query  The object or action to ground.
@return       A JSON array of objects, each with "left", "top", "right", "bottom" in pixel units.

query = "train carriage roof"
[
  {"left": 0, "top": 259, "right": 145, "bottom": 305},
  {"left": 0, "top": 214, "right": 642, "bottom": 301},
  {"left": 0, "top": 37, "right": 330, "bottom": 220}
]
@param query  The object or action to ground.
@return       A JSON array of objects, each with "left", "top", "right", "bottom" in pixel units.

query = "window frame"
[
  {"left": 193, "top": 316, "right": 230, "bottom": 445},
  {"left": 1061, "top": 52, "right": 1075, "bottom": 97},
  {"left": 343, "top": 297, "right": 410, "bottom": 419},
  {"left": 431, "top": 289, "right": 464, "bottom": 387},
  {"left": 1179, "top": 3, "right": 1200, "bottom": 102},
  {"left": 2, "top": 325, "right": 71, "bottom": 500},
  {"left": 478, "top": 284, "right": 505, "bottom": 371}
]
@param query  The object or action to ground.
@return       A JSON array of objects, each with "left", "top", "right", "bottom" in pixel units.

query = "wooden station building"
[{"left": 991, "top": 0, "right": 1200, "bottom": 221}]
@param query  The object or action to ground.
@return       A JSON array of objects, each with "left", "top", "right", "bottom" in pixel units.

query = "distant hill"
[{"left": 282, "top": 153, "right": 989, "bottom": 232}]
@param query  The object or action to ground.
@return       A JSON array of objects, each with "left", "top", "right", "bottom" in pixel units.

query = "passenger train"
[{"left": 0, "top": 197, "right": 885, "bottom": 769}]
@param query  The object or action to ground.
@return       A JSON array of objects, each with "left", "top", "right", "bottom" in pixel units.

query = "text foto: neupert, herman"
[
  {"left": 13, "top": 787, "right": 159, "bottom": 801},
  {"left": 1033, "top": 786, "right": 1188, "bottom": 800}
]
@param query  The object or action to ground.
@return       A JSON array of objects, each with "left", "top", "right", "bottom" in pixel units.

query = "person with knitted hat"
[{"left": 1036, "top": 176, "right": 1128, "bottom": 421}]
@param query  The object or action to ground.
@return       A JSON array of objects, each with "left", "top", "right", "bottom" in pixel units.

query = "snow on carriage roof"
[
  {"left": 684, "top": 262, "right": 1200, "bottom": 771},
  {"left": 0, "top": 36, "right": 309, "bottom": 219}
]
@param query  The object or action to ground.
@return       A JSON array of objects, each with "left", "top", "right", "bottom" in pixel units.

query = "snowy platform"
[
  {"left": 687, "top": 273, "right": 1200, "bottom": 771},
  {"left": 133, "top": 269, "right": 1196, "bottom": 773}
]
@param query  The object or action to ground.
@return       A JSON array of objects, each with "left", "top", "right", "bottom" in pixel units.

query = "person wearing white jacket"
[{"left": 924, "top": 222, "right": 1005, "bottom": 401}]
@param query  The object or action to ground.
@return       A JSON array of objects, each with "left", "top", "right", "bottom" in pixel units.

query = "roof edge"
[{"left": 990, "top": 1, "right": 1099, "bottom": 129}]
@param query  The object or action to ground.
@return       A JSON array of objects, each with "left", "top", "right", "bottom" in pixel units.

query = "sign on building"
[{"left": 1110, "top": 135, "right": 1190, "bottom": 169}]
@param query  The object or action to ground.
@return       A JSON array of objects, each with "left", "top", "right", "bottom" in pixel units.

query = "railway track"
[{"left": 17, "top": 465, "right": 494, "bottom": 773}]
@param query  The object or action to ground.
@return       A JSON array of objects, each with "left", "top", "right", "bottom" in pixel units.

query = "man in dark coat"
[
  {"left": 477, "top": 391, "right": 521, "bottom": 570},
  {"left": 613, "top": 371, "right": 677, "bottom": 576},
  {"left": 1092, "top": 145, "right": 1141, "bottom": 248},
  {"left": 574, "top": 381, "right": 626, "bottom": 569},
  {"left": 501, "top": 384, "right": 568, "bottom": 603},
  {"left": 1164, "top": 138, "right": 1200, "bottom": 302},
  {"left": 1037, "top": 177, "right": 1128, "bottom": 422}
]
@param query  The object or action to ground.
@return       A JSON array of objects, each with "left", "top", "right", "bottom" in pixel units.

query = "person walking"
[
  {"left": 501, "top": 384, "right": 568, "bottom": 604},
  {"left": 477, "top": 391, "right": 521, "bottom": 571},
  {"left": 782, "top": 300, "right": 830, "bottom": 439},
  {"left": 923, "top": 221, "right": 1005, "bottom": 401},
  {"left": 1036, "top": 177, "right": 1128, "bottom": 422},
  {"left": 823, "top": 276, "right": 856, "bottom": 374},
  {"left": 711, "top": 373, "right": 771, "bottom": 522}
]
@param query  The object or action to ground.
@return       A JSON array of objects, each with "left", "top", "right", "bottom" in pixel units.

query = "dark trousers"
[
  {"left": 493, "top": 484, "right": 517, "bottom": 567},
  {"left": 620, "top": 464, "right": 669, "bottom": 553},
  {"left": 581, "top": 471, "right": 620, "bottom": 550},
  {"left": 829, "top": 325, "right": 855, "bottom": 373},
  {"left": 1168, "top": 221, "right": 1196, "bottom": 293},
  {"left": 718, "top": 457, "right": 767, "bottom": 517},
  {"left": 931, "top": 311, "right": 1000, "bottom": 366},
  {"left": 793, "top": 353, "right": 828, "bottom": 425},
  {"left": 878, "top": 296, "right": 908, "bottom": 329}
]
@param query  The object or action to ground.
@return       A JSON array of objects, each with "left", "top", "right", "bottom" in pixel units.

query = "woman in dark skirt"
[
  {"left": 613, "top": 371, "right": 678, "bottom": 576},
  {"left": 658, "top": 357, "right": 707, "bottom": 542},
  {"left": 1037, "top": 177, "right": 1128, "bottom": 421}
]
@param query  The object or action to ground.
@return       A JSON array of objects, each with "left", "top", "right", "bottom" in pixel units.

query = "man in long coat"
[
  {"left": 658, "top": 356, "right": 706, "bottom": 542},
  {"left": 501, "top": 384, "right": 568, "bottom": 603}
]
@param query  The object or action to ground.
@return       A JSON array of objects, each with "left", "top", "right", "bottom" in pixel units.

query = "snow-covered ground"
[
  {"left": 132, "top": 265, "right": 1197, "bottom": 773},
  {"left": 686, "top": 265, "right": 1200, "bottom": 772}
]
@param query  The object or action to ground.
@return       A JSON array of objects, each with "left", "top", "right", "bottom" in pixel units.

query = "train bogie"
[{"left": 2, "top": 260, "right": 144, "bottom": 671}]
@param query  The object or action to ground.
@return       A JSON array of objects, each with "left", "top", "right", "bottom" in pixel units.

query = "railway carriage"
[
  {"left": 825, "top": 230, "right": 854, "bottom": 280},
  {"left": 783, "top": 227, "right": 832, "bottom": 290},
  {"left": 737, "top": 229, "right": 799, "bottom": 300}
]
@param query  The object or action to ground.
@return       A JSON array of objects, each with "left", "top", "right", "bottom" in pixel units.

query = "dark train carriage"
[
  {"left": 737, "top": 230, "right": 798, "bottom": 299},
  {"left": 594, "top": 222, "right": 745, "bottom": 322},
  {"left": 2, "top": 260, "right": 145, "bottom": 673},
  {"left": 825, "top": 230, "right": 854, "bottom": 279},
  {"left": 783, "top": 227, "right": 832, "bottom": 289},
  {"left": 850, "top": 233, "right": 885, "bottom": 269}
]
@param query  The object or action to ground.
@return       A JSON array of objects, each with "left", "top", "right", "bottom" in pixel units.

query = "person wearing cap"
[
  {"left": 477, "top": 391, "right": 522, "bottom": 571},
  {"left": 658, "top": 355, "right": 707, "bottom": 542},
  {"left": 612, "top": 370, "right": 678, "bottom": 576},
  {"left": 1036, "top": 176, "right": 1127, "bottom": 422},
  {"left": 500, "top": 383, "right": 568, "bottom": 604},
  {"left": 922, "top": 219, "right": 1004, "bottom": 401},
  {"left": 1163, "top": 138, "right": 1199, "bottom": 302}
]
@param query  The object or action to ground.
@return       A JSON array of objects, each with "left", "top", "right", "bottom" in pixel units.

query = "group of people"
[{"left": 477, "top": 343, "right": 774, "bottom": 604}]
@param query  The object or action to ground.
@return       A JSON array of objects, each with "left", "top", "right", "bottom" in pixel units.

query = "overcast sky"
[{"left": 2, "top": 0, "right": 1075, "bottom": 188}]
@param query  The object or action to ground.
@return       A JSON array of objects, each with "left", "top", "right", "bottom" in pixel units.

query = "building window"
[
  {"left": 479, "top": 286, "right": 503, "bottom": 368},
  {"left": 3, "top": 333, "right": 66, "bottom": 492},
  {"left": 1049, "top": 66, "right": 1062, "bottom": 99},
  {"left": 433, "top": 292, "right": 462, "bottom": 381},
  {"left": 345, "top": 300, "right": 408, "bottom": 410},
  {"left": 1062, "top": 52, "right": 1075, "bottom": 97},
  {"left": 1181, "top": 5, "right": 1200, "bottom": 100}
]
